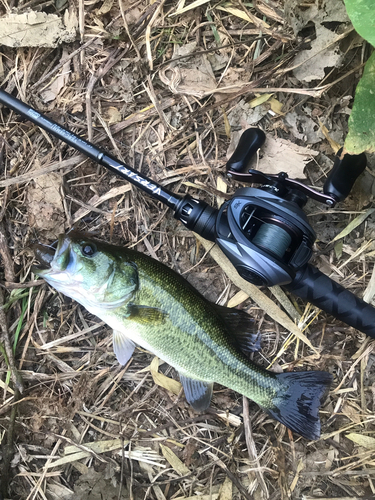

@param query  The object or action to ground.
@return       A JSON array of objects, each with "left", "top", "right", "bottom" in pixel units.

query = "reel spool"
[
  {"left": 252, "top": 222, "right": 292, "bottom": 259},
  {"left": 215, "top": 186, "right": 316, "bottom": 287}
]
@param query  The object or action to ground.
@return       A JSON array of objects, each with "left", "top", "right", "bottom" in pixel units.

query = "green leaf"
[
  {"left": 344, "top": 50, "right": 375, "bottom": 155},
  {"left": 344, "top": 0, "right": 375, "bottom": 47}
]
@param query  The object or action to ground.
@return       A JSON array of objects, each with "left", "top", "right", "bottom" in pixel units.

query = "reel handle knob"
[
  {"left": 226, "top": 128, "right": 266, "bottom": 173},
  {"left": 323, "top": 148, "right": 367, "bottom": 202}
]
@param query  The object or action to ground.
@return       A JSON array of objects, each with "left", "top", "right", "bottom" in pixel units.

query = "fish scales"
[{"left": 33, "top": 231, "right": 333, "bottom": 440}]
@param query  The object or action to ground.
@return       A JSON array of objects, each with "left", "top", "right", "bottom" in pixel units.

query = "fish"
[{"left": 33, "top": 231, "right": 332, "bottom": 440}]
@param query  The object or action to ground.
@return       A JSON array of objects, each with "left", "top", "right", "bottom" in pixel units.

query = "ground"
[{"left": 1, "top": 0, "right": 375, "bottom": 499}]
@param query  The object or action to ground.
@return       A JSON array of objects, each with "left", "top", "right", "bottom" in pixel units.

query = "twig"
[
  {"left": 243, "top": 396, "right": 269, "bottom": 497},
  {"left": 85, "top": 47, "right": 129, "bottom": 141},
  {"left": 0, "top": 383, "right": 20, "bottom": 499},
  {"left": 206, "top": 450, "right": 255, "bottom": 500},
  {"left": 29, "top": 38, "right": 96, "bottom": 91},
  {"left": 0, "top": 286, "right": 24, "bottom": 394},
  {"left": 0, "top": 222, "right": 14, "bottom": 283},
  {"left": 0, "top": 155, "right": 85, "bottom": 188},
  {"left": 0, "top": 258, "right": 23, "bottom": 497}
]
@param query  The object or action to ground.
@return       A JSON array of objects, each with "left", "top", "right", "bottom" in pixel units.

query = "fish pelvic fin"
[{"left": 264, "top": 371, "right": 332, "bottom": 440}]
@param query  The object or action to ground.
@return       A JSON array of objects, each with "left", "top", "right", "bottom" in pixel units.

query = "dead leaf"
[
  {"left": 105, "top": 106, "right": 122, "bottom": 124},
  {"left": 214, "top": 67, "right": 253, "bottom": 101},
  {"left": 216, "top": 176, "right": 227, "bottom": 208},
  {"left": 284, "top": 110, "right": 324, "bottom": 144},
  {"left": 227, "top": 131, "right": 318, "bottom": 179},
  {"left": 41, "top": 48, "right": 71, "bottom": 102},
  {"left": 346, "top": 432, "right": 375, "bottom": 449},
  {"left": 0, "top": 10, "right": 77, "bottom": 48},
  {"left": 159, "top": 444, "right": 190, "bottom": 476},
  {"left": 96, "top": 0, "right": 114, "bottom": 15},
  {"left": 269, "top": 97, "right": 284, "bottom": 115},
  {"left": 293, "top": 24, "right": 343, "bottom": 82},
  {"left": 285, "top": 0, "right": 349, "bottom": 35},
  {"left": 217, "top": 476, "right": 232, "bottom": 500},
  {"left": 259, "top": 135, "right": 318, "bottom": 178},
  {"left": 74, "top": 465, "right": 128, "bottom": 500},
  {"left": 47, "top": 482, "right": 74, "bottom": 500},
  {"left": 150, "top": 356, "right": 182, "bottom": 395},
  {"left": 342, "top": 402, "right": 363, "bottom": 424},
  {"left": 159, "top": 42, "right": 217, "bottom": 98},
  {"left": 27, "top": 170, "right": 65, "bottom": 239},
  {"left": 249, "top": 93, "right": 273, "bottom": 108},
  {"left": 227, "top": 99, "right": 270, "bottom": 130}
]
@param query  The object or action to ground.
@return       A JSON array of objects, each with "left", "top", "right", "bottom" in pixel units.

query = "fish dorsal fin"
[
  {"left": 113, "top": 330, "right": 135, "bottom": 365},
  {"left": 179, "top": 374, "right": 213, "bottom": 412},
  {"left": 211, "top": 304, "right": 261, "bottom": 354},
  {"left": 126, "top": 304, "right": 166, "bottom": 324}
]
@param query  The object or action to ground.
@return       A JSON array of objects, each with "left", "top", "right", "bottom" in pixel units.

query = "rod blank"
[{"left": 0, "top": 89, "right": 181, "bottom": 209}]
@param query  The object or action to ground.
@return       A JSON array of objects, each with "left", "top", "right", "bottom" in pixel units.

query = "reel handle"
[
  {"left": 286, "top": 264, "right": 375, "bottom": 338},
  {"left": 323, "top": 148, "right": 367, "bottom": 202},
  {"left": 226, "top": 128, "right": 266, "bottom": 173}
]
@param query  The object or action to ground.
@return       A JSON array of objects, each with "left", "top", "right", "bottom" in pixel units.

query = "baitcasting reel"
[
  {"left": 175, "top": 127, "right": 367, "bottom": 287},
  {"left": 1, "top": 89, "right": 374, "bottom": 338}
]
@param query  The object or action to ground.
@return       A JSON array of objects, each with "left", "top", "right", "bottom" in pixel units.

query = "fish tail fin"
[{"left": 264, "top": 371, "right": 332, "bottom": 440}]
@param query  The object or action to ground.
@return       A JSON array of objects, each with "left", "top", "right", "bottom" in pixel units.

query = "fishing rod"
[{"left": 0, "top": 88, "right": 374, "bottom": 338}]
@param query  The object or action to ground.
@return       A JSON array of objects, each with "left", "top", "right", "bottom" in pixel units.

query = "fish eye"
[{"left": 81, "top": 243, "right": 97, "bottom": 257}]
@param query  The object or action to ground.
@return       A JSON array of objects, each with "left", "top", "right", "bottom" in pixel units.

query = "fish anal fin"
[
  {"left": 179, "top": 374, "right": 213, "bottom": 412},
  {"left": 212, "top": 304, "right": 261, "bottom": 354},
  {"left": 126, "top": 304, "right": 166, "bottom": 324},
  {"left": 113, "top": 330, "right": 135, "bottom": 365}
]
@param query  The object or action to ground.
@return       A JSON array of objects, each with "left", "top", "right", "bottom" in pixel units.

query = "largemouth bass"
[{"left": 33, "top": 231, "right": 332, "bottom": 440}]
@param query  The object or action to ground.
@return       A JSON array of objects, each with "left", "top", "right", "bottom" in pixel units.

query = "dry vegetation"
[{"left": 1, "top": 0, "right": 375, "bottom": 499}]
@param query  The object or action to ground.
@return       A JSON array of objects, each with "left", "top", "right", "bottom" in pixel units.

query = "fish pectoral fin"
[
  {"left": 125, "top": 304, "right": 166, "bottom": 324},
  {"left": 113, "top": 330, "right": 135, "bottom": 365},
  {"left": 179, "top": 374, "right": 213, "bottom": 412},
  {"left": 212, "top": 304, "right": 261, "bottom": 354}
]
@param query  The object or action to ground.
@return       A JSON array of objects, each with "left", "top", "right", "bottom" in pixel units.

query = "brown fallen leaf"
[
  {"left": 150, "top": 356, "right": 182, "bottom": 396},
  {"left": 0, "top": 10, "right": 77, "bottom": 48},
  {"left": 227, "top": 130, "right": 318, "bottom": 179},
  {"left": 159, "top": 41, "right": 217, "bottom": 98},
  {"left": 27, "top": 170, "right": 66, "bottom": 239},
  {"left": 159, "top": 444, "right": 190, "bottom": 476},
  {"left": 41, "top": 48, "right": 71, "bottom": 102}
]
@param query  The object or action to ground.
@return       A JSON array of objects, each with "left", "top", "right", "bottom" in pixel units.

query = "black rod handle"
[
  {"left": 0, "top": 89, "right": 180, "bottom": 209},
  {"left": 286, "top": 264, "right": 375, "bottom": 338}
]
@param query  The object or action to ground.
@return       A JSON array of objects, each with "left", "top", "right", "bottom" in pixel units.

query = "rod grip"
[{"left": 286, "top": 264, "right": 375, "bottom": 339}]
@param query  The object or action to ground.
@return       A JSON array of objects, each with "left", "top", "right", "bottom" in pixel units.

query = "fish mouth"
[
  {"left": 31, "top": 243, "right": 57, "bottom": 274},
  {"left": 32, "top": 235, "right": 72, "bottom": 276}
]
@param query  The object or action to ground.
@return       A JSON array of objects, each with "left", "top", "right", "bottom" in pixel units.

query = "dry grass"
[{"left": 1, "top": 1, "right": 375, "bottom": 499}]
